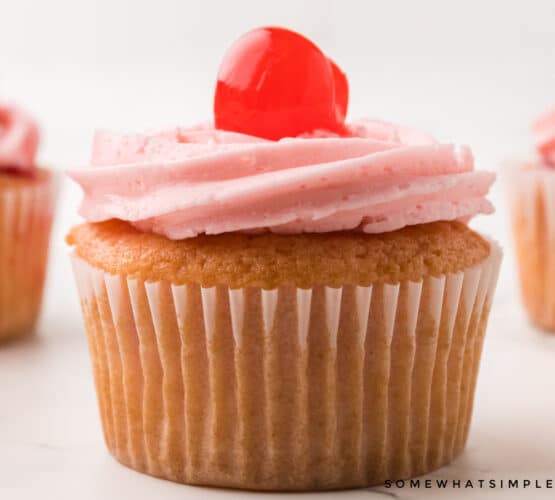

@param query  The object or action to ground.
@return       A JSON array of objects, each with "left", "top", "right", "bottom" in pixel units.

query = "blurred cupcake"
[
  {"left": 507, "top": 107, "right": 555, "bottom": 331},
  {"left": 0, "top": 103, "right": 56, "bottom": 341},
  {"left": 67, "top": 27, "right": 501, "bottom": 490}
]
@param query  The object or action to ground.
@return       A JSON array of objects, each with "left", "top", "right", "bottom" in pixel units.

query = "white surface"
[{"left": 1, "top": 0, "right": 555, "bottom": 498}]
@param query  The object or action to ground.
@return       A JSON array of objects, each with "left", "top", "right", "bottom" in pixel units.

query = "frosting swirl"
[
  {"left": 532, "top": 107, "right": 555, "bottom": 166},
  {"left": 0, "top": 103, "right": 40, "bottom": 173},
  {"left": 69, "top": 120, "right": 495, "bottom": 239}
]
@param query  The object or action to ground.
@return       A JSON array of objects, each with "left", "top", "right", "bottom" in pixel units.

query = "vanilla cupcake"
[
  {"left": 0, "top": 103, "right": 56, "bottom": 341},
  {"left": 67, "top": 27, "right": 501, "bottom": 490},
  {"left": 507, "top": 107, "right": 555, "bottom": 331}
]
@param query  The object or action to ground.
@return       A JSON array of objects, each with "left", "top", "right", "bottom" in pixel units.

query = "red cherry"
[{"left": 214, "top": 27, "right": 349, "bottom": 140}]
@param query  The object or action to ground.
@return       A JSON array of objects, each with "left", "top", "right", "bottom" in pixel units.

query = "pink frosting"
[
  {"left": 532, "top": 107, "right": 555, "bottom": 166},
  {"left": 0, "top": 103, "right": 40, "bottom": 173},
  {"left": 68, "top": 120, "right": 495, "bottom": 239}
]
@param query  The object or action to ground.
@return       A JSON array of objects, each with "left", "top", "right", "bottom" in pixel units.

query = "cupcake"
[
  {"left": 0, "top": 103, "right": 56, "bottom": 341},
  {"left": 67, "top": 27, "right": 501, "bottom": 490},
  {"left": 507, "top": 108, "right": 555, "bottom": 331}
]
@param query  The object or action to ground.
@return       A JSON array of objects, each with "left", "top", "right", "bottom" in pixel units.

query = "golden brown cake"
[
  {"left": 509, "top": 168, "right": 555, "bottom": 330},
  {"left": 68, "top": 219, "right": 490, "bottom": 287},
  {"left": 0, "top": 170, "right": 55, "bottom": 341},
  {"left": 68, "top": 219, "right": 500, "bottom": 490}
]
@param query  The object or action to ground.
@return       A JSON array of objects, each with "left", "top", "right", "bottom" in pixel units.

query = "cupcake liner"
[
  {"left": 507, "top": 168, "right": 555, "bottom": 330},
  {"left": 71, "top": 239, "right": 501, "bottom": 490},
  {"left": 0, "top": 174, "right": 56, "bottom": 340}
]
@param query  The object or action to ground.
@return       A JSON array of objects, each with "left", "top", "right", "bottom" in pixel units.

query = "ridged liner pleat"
[
  {"left": 71, "top": 240, "right": 502, "bottom": 491},
  {"left": 0, "top": 177, "right": 55, "bottom": 340},
  {"left": 508, "top": 169, "right": 555, "bottom": 330}
]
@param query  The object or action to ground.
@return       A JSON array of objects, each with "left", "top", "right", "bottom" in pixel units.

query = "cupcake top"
[
  {"left": 67, "top": 219, "right": 490, "bottom": 288},
  {"left": 0, "top": 102, "right": 40, "bottom": 175},
  {"left": 68, "top": 27, "right": 495, "bottom": 240}
]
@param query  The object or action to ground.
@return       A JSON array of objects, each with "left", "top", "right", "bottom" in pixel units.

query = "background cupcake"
[
  {"left": 67, "top": 27, "right": 501, "bottom": 490},
  {"left": 507, "top": 107, "right": 555, "bottom": 331},
  {"left": 0, "top": 103, "right": 56, "bottom": 341}
]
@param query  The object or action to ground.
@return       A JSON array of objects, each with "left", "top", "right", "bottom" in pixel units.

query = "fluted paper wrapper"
[
  {"left": 508, "top": 168, "right": 555, "bottom": 330},
  {"left": 71, "top": 241, "right": 501, "bottom": 490},
  {"left": 0, "top": 175, "right": 56, "bottom": 340}
]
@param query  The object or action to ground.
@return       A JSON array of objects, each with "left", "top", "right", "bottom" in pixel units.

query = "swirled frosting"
[
  {"left": 532, "top": 107, "right": 555, "bottom": 166},
  {"left": 0, "top": 103, "right": 40, "bottom": 173},
  {"left": 68, "top": 120, "right": 495, "bottom": 239}
]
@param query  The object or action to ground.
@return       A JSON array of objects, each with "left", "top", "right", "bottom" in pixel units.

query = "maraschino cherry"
[{"left": 214, "top": 27, "right": 349, "bottom": 140}]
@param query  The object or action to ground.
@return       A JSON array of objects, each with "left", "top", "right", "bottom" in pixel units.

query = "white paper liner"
[
  {"left": 0, "top": 174, "right": 56, "bottom": 339},
  {"left": 507, "top": 168, "right": 555, "bottom": 330},
  {"left": 71, "top": 239, "right": 502, "bottom": 490}
]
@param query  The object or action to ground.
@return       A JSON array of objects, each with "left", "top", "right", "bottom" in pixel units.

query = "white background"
[{"left": 1, "top": 1, "right": 555, "bottom": 499}]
